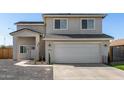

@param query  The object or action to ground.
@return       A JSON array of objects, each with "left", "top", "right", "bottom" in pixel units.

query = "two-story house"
[{"left": 10, "top": 13, "right": 113, "bottom": 64}]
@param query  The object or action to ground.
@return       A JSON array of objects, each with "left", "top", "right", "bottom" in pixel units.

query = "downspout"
[
  {"left": 48, "top": 52, "right": 51, "bottom": 64},
  {"left": 48, "top": 43, "right": 52, "bottom": 65}
]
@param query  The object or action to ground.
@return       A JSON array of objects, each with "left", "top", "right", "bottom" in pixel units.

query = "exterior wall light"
[
  {"left": 104, "top": 44, "right": 108, "bottom": 47},
  {"left": 48, "top": 43, "right": 51, "bottom": 47}
]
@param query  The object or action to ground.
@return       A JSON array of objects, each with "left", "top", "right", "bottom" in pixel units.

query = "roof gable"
[{"left": 10, "top": 28, "right": 41, "bottom": 36}]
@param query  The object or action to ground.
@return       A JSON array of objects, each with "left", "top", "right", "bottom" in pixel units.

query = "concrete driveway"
[
  {"left": 0, "top": 59, "right": 53, "bottom": 80},
  {"left": 53, "top": 64, "right": 124, "bottom": 80}
]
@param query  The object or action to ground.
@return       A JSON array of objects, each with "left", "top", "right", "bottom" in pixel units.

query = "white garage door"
[{"left": 54, "top": 43, "right": 100, "bottom": 63}]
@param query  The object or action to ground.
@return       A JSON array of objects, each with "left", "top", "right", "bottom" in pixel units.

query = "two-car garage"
[
  {"left": 45, "top": 34, "right": 112, "bottom": 64},
  {"left": 53, "top": 42, "right": 101, "bottom": 63}
]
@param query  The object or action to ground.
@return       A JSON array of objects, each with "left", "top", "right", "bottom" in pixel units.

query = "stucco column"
[
  {"left": 13, "top": 36, "right": 17, "bottom": 61},
  {"left": 35, "top": 35, "right": 40, "bottom": 61}
]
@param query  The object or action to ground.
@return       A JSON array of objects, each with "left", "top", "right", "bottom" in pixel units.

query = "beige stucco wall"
[
  {"left": 45, "top": 40, "right": 110, "bottom": 63},
  {"left": 17, "top": 37, "right": 35, "bottom": 45},
  {"left": 16, "top": 37, "right": 35, "bottom": 60},
  {"left": 16, "top": 37, "right": 45, "bottom": 60},
  {"left": 17, "top": 25, "right": 45, "bottom": 33},
  {"left": 12, "top": 30, "right": 45, "bottom": 61},
  {"left": 45, "top": 17, "right": 102, "bottom": 34}
]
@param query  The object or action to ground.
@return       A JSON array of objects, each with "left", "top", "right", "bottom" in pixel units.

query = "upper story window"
[
  {"left": 54, "top": 18, "right": 68, "bottom": 30},
  {"left": 81, "top": 19, "right": 95, "bottom": 30}
]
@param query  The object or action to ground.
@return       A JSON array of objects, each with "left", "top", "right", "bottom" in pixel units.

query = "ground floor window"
[{"left": 20, "top": 46, "right": 27, "bottom": 53}]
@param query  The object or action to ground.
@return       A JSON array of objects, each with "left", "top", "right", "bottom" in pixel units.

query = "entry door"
[
  {"left": 27, "top": 46, "right": 35, "bottom": 59},
  {"left": 30, "top": 46, "right": 35, "bottom": 59}
]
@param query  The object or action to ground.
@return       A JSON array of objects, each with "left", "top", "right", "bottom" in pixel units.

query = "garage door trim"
[{"left": 53, "top": 42, "right": 101, "bottom": 63}]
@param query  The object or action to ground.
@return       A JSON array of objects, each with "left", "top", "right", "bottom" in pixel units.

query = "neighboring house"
[
  {"left": 110, "top": 39, "right": 124, "bottom": 62},
  {"left": 10, "top": 13, "right": 113, "bottom": 64}
]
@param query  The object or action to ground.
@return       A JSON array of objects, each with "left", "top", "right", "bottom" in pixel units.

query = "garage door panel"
[{"left": 54, "top": 43, "right": 100, "bottom": 63}]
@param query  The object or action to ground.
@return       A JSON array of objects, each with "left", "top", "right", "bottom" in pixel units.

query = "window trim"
[
  {"left": 19, "top": 45, "right": 35, "bottom": 54},
  {"left": 53, "top": 18, "right": 68, "bottom": 30},
  {"left": 80, "top": 18, "right": 95, "bottom": 30},
  {"left": 19, "top": 45, "right": 27, "bottom": 54}
]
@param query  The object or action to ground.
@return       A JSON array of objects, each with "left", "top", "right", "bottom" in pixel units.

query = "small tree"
[
  {"left": 0, "top": 45, "right": 6, "bottom": 48},
  {"left": 6, "top": 45, "right": 13, "bottom": 48}
]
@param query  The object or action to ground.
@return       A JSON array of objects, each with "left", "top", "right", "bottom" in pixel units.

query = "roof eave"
[
  {"left": 15, "top": 21, "right": 45, "bottom": 25},
  {"left": 10, "top": 28, "right": 41, "bottom": 36},
  {"left": 43, "top": 38, "right": 113, "bottom": 41},
  {"left": 43, "top": 14, "right": 107, "bottom": 18},
  {"left": 16, "top": 24, "right": 45, "bottom": 26}
]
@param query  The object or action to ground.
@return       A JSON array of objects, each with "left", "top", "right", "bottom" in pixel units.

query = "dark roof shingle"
[
  {"left": 50, "top": 34, "right": 113, "bottom": 38},
  {"left": 15, "top": 21, "right": 44, "bottom": 24}
]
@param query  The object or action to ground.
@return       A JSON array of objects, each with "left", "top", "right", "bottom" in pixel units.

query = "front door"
[{"left": 30, "top": 46, "right": 35, "bottom": 59}]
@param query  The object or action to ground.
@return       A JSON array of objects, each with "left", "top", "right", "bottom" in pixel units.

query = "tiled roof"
[
  {"left": 110, "top": 39, "right": 124, "bottom": 46},
  {"left": 51, "top": 34, "right": 113, "bottom": 38},
  {"left": 45, "top": 34, "right": 113, "bottom": 39}
]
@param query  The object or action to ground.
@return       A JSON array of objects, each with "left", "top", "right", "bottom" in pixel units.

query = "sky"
[
  {"left": 0, "top": 13, "right": 124, "bottom": 46},
  {"left": 0, "top": 13, "right": 42, "bottom": 46}
]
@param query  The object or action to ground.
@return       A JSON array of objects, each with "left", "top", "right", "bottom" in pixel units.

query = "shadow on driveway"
[{"left": 54, "top": 63, "right": 109, "bottom": 67}]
